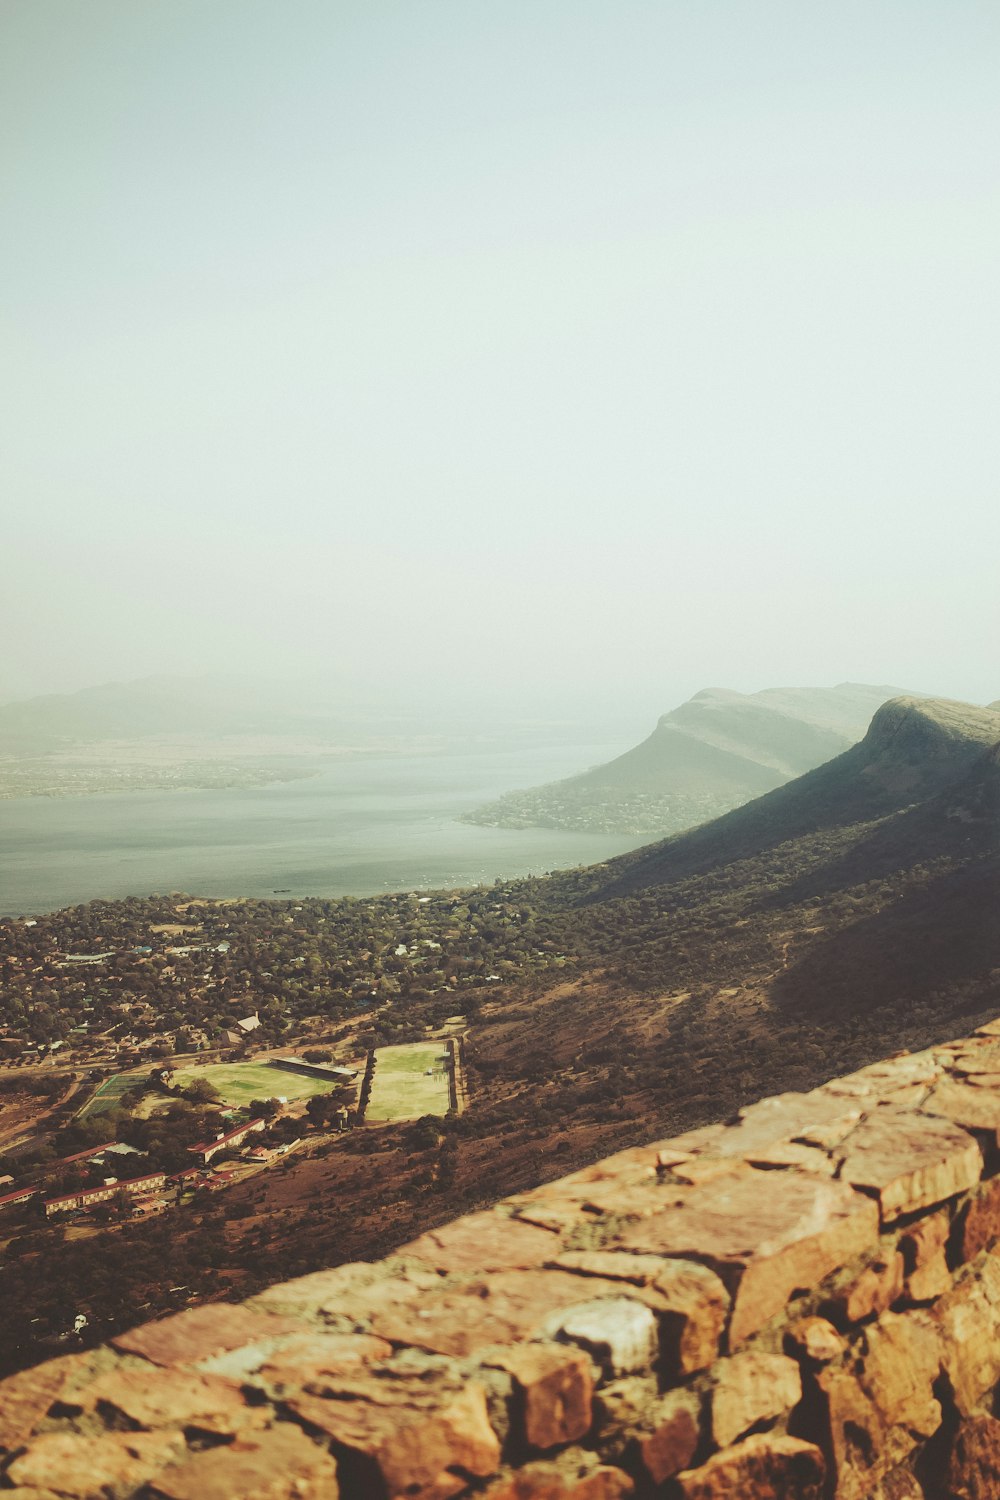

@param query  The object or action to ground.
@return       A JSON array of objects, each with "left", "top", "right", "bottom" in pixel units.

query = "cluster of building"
[
  {"left": 0, "top": 1184, "right": 37, "bottom": 1212},
  {"left": 188, "top": 1116, "right": 267, "bottom": 1165},
  {"left": 44, "top": 1172, "right": 168, "bottom": 1218}
]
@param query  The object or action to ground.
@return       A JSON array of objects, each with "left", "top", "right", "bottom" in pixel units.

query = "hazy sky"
[{"left": 3, "top": 1, "right": 998, "bottom": 717}]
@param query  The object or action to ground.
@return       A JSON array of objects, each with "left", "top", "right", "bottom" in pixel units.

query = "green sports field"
[
  {"left": 365, "top": 1042, "right": 451, "bottom": 1123},
  {"left": 170, "top": 1062, "right": 335, "bottom": 1107},
  {"left": 78, "top": 1071, "right": 144, "bottom": 1118}
]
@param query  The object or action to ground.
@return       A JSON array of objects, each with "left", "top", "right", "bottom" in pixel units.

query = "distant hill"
[
  {"left": 463, "top": 682, "right": 916, "bottom": 836},
  {"left": 594, "top": 694, "right": 1000, "bottom": 897},
  {"left": 0, "top": 675, "right": 343, "bottom": 753}
]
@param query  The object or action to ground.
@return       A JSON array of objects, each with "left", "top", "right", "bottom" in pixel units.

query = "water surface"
[{"left": 0, "top": 742, "right": 643, "bottom": 916}]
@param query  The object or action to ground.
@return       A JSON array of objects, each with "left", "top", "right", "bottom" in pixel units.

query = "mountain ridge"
[
  {"left": 464, "top": 682, "right": 922, "bottom": 838},
  {"left": 590, "top": 695, "right": 1000, "bottom": 898}
]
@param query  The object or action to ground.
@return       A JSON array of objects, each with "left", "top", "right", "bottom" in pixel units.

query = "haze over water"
[{"left": 0, "top": 741, "right": 639, "bottom": 917}]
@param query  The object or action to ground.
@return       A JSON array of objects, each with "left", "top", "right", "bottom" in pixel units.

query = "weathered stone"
[
  {"left": 711, "top": 1350, "right": 802, "bottom": 1448},
  {"left": 559, "top": 1144, "right": 661, "bottom": 1185},
  {"left": 946, "top": 1046, "right": 1000, "bottom": 1077},
  {"left": 656, "top": 1147, "right": 696, "bottom": 1169},
  {"left": 364, "top": 1269, "right": 651, "bottom": 1361},
  {"left": 785, "top": 1315, "right": 845, "bottom": 1364},
  {"left": 487, "top": 1344, "right": 593, "bottom": 1450},
  {"left": 112, "top": 1303, "right": 298, "bottom": 1367},
  {"left": 480, "top": 1455, "right": 634, "bottom": 1498},
  {"left": 654, "top": 1123, "right": 728, "bottom": 1155},
  {"left": 860, "top": 1310, "right": 943, "bottom": 1434},
  {"left": 549, "top": 1251, "right": 665, "bottom": 1285},
  {"left": 673, "top": 1433, "right": 824, "bottom": 1499},
  {"left": 545, "top": 1298, "right": 658, "bottom": 1379},
  {"left": 79, "top": 1365, "right": 254, "bottom": 1432},
  {"left": 551, "top": 1251, "right": 727, "bottom": 1375},
  {"left": 614, "top": 1168, "right": 880, "bottom": 1345},
  {"left": 835, "top": 1053, "right": 940, "bottom": 1089},
  {"left": 712, "top": 1091, "right": 862, "bottom": 1158},
  {"left": 935, "top": 1256, "right": 1000, "bottom": 1414},
  {"left": 515, "top": 1204, "right": 589, "bottom": 1235},
  {"left": 796, "top": 1116, "right": 872, "bottom": 1150},
  {"left": 905, "top": 1248, "right": 951, "bottom": 1302},
  {"left": 149, "top": 1424, "right": 340, "bottom": 1500},
  {"left": 834, "top": 1252, "right": 904, "bottom": 1321},
  {"left": 947, "top": 1411, "right": 1000, "bottom": 1500},
  {"left": 817, "top": 1311, "right": 943, "bottom": 1499},
  {"left": 635, "top": 1388, "right": 700, "bottom": 1484},
  {"left": 577, "top": 1180, "right": 689, "bottom": 1217},
  {"left": 248, "top": 1260, "right": 390, "bottom": 1319},
  {"left": 868, "top": 1471, "right": 925, "bottom": 1500},
  {"left": 405, "top": 1211, "right": 560, "bottom": 1274},
  {"left": 899, "top": 1208, "right": 951, "bottom": 1268},
  {"left": 834, "top": 1107, "right": 982, "bottom": 1221},
  {"left": 6, "top": 1430, "right": 185, "bottom": 1496},
  {"left": 287, "top": 1379, "right": 500, "bottom": 1499},
  {"left": 251, "top": 1331, "right": 394, "bottom": 1386},
  {"left": 957, "top": 1175, "right": 1000, "bottom": 1261},
  {"left": 0, "top": 1353, "right": 94, "bottom": 1450},
  {"left": 744, "top": 1141, "right": 838, "bottom": 1174},
  {"left": 923, "top": 1077, "right": 1000, "bottom": 1132},
  {"left": 668, "top": 1157, "right": 752, "bottom": 1186}
]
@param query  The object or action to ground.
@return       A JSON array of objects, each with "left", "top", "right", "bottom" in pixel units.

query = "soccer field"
[
  {"left": 365, "top": 1042, "right": 452, "bottom": 1123},
  {"left": 170, "top": 1062, "right": 334, "bottom": 1106}
]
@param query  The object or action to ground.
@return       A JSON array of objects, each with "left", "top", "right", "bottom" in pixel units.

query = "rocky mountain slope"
[
  {"left": 596, "top": 695, "right": 1000, "bottom": 894},
  {"left": 463, "top": 682, "right": 914, "bottom": 836}
]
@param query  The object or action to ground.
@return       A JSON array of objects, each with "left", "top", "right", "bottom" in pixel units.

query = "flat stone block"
[
  {"left": 149, "top": 1425, "right": 340, "bottom": 1500},
  {"left": 288, "top": 1378, "right": 500, "bottom": 1500},
  {"left": 405, "top": 1211, "right": 561, "bottom": 1274},
  {"left": 834, "top": 1253, "right": 904, "bottom": 1322},
  {"left": 613, "top": 1168, "right": 879, "bottom": 1345},
  {"left": 112, "top": 1303, "right": 299, "bottom": 1368},
  {"left": 488, "top": 1343, "right": 594, "bottom": 1450},
  {"left": 546, "top": 1297, "right": 658, "bottom": 1380},
  {"left": 834, "top": 1107, "right": 982, "bottom": 1222},
  {"left": 365, "top": 1269, "right": 653, "bottom": 1361},
  {"left": 78, "top": 1365, "right": 254, "bottom": 1433},
  {"left": 711, "top": 1350, "right": 801, "bottom": 1448},
  {"left": 7, "top": 1431, "right": 186, "bottom": 1498},
  {"left": 923, "top": 1078, "right": 1000, "bottom": 1133},
  {"left": 551, "top": 1251, "right": 727, "bottom": 1375}
]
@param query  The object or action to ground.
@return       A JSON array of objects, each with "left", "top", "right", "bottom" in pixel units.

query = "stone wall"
[{"left": 7, "top": 1020, "right": 1000, "bottom": 1497}]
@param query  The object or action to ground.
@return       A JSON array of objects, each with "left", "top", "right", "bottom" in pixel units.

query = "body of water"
[{"left": 0, "top": 741, "right": 644, "bottom": 916}]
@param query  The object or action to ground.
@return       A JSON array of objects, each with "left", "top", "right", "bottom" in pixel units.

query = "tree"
[
  {"left": 248, "top": 1098, "right": 279, "bottom": 1120},
  {"left": 184, "top": 1079, "right": 221, "bottom": 1105}
]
